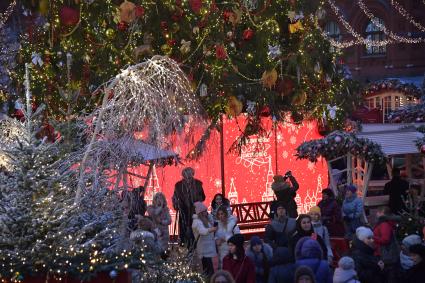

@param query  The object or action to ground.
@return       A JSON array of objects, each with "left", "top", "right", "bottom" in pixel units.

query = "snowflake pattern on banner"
[{"left": 127, "top": 116, "right": 328, "bottom": 232}]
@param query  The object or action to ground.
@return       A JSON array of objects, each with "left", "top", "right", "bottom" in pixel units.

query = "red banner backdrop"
[{"left": 127, "top": 115, "right": 328, "bottom": 230}]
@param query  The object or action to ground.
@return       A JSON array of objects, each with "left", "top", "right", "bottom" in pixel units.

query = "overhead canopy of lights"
[{"left": 322, "top": 0, "right": 425, "bottom": 49}]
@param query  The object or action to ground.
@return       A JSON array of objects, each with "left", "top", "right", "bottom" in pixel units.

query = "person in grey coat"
[{"left": 264, "top": 202, "right": 296, "bottom": 250}]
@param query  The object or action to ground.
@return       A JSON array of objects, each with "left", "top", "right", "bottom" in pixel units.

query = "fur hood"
[{"left": 295, "top": 237, "right": 323, "bottom": 260}]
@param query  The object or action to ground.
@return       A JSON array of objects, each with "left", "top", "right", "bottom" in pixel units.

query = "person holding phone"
[{"left": 271, "top": 171, "right": 299, "bottom": 218}]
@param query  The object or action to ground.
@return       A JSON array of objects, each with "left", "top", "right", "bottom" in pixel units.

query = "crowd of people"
[{"left": 128, "top": 167, "right": 425, "bottom": 283}]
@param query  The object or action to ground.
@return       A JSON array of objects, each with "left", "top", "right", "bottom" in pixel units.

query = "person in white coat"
[
  {"left": 215, "top": 205, "right": 240, "bottom": 269},
  {"left": 192, "top": 201, "right": 218, "bottom": 278}
]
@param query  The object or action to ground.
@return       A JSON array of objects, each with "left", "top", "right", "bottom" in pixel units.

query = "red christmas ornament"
[
  {"left": 242, "top": 28, "right": 254, "bottom": 40},
  {"left": 260, "top": 106, "right": 271, "bottom": 117},
  {"left": 135, "top": 5, "right": 145, "bottom": 17},
  {"left": 59, "top": 6, "right": 80, "bottom": 26},
  {"left": 215, "top": 44, "right": 227, "bottom": 60},
  {"left": 421, "top": 145, "right": 425, "bottom": 154},
  {"left": 167, "top": 39, "right": 177, "bottom": 46},
  {"left": 223, "top": 10, "right": 234, "bottom": 22},
  {"left": 117, "top": 21, "right": 129, "bottom": 31},
  {"left": 189, "top": 0, "right": 202, "bottom": 14},
  {"left": 160, "top": 21, "right": 169, "bottom": 31}
]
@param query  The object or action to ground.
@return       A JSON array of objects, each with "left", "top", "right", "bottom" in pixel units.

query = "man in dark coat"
[
  {"left": 265, "top": 202, "right": 296, "bottom": 250},
  {"left": 384, "top": 168, "right": 409, "bottom": 214},
  {"left": 172, "top": 167, "right": 205, "bottom": 248},
  {"left": 406, "top": 244, "right": 425, "bottom": 283}
]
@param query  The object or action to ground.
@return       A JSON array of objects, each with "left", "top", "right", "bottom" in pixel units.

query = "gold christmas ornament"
[
  {"left": 161, "top": 44, "right": 172, "bottom": 55},
  {"left": 261, "top": 69, "right": 278, "bottom": 89},
  {"left": 39, "top": 0, "right": 49, "bottom": 16},
  {"left": 292, "top": 91, "right": 307, "bottom": 105},
  {"left": 289, "top": 21, "right": 303, "bottom": 33},
  {"left": 225, "top": 96, "right": 243, "bottom": 117},
  {"left": 105, "top": 28, "right": 116, "bottom": 39},
  {"left": 119, "top": 0, "right": 136, "bottom": 24}
]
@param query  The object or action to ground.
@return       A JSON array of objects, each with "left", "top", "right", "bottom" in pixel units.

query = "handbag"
[{"left": 380, "top": 231, "right": 400, "bottom": 264}]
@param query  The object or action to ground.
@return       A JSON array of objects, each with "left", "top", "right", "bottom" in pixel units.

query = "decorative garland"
[
  {"left": 363, "top": 79, "right": 423, "bottom": 98},
  {"left": 388, "top": 97, "right": 425, "bottom": 123},
  {"left": 416, "top": 125, "right": 425, "bottom": 154},
  {"left": 296, "top": 130, "right": 386, "bottom": 163}
]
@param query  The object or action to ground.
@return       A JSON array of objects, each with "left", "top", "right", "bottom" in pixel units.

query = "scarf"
[{"left": 400, "top": 251, "right": 415, "bottom": 270}]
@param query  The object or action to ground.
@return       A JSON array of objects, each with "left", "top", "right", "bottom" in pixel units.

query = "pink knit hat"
[{"left": 194, "top": 202, "right": 207, "bottom": 214}]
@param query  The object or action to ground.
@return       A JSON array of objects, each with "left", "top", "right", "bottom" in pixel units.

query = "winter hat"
[
  {"left": 321, "top": 188, "right": 334, "bottom": 197},
  {"left": 273, "top": 175, "right": 285, "bottom": 182},
  {"left": 295, "top": 236, "right": 323, "bottom": 260},
  {"left": 355, "top": 226, "right": 373, "bottom": 242},
  {"left": 275, "top": 201, "right": 286, "bottom": 209},
  {"left": 309, "top": 206, "right": 321, "bottom": 215},
  {"left": 334, "top": 257, "right": 358, "bottom": 283},
  {"left": 409, "top": 244, "right": 425, "bottom": 259},
  {"left": 294, "top": 266, "right": 316, "bottom": 283},
  {"left": 194, "top": 202, "right": 207, "bottom": 214},
  {"left": 228, "top": 234, "right": 245, "bottom": 248},
  {"left": 338, "top": 256, "right": 355, "bottom": 270},
  {"left": 402, "top": 234, "right": 422, "bottom": 248},
  {"left": 250, "top": 236, "right": 262, "bottom": 247},
  {"left": 346, "top": 184, "right": 357, "bottom": 193}
]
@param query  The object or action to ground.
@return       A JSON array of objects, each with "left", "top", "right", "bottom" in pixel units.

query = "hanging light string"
[
  {"left": 357, "top": 0, "right": 425, "bottom": 43},
  {"left": 325, "top": 0, "right": 393, "bottom": 48},
  {"left": 389, "top": 0, "right": 425, "bottom": 33},
  {"left": 0, "top": 0, "right": 16, "bottom": 29}
]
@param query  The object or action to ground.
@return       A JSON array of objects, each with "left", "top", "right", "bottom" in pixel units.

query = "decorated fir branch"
[
  {"left": 295, "top": 130, "right": 386, "bottom": 163},
  {"left": 416, "top": 125, "right": 425, "bottom": 154},
  {"left": 14, "top": 0, "right": 358, "bottom": 136},
  {"left": 388, "top": 97, "right": 425, "bottom": 123},
  {"left": 363, "top": 79, "right": 423, "bottom": 99}
]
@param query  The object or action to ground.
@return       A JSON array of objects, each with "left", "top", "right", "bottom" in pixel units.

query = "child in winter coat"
[
  {"left": 130, "top": 216, "right": 161, "bottom": 254},
  {"left": 333, "top": 257, "right": 360, "bottom": 283},
  {"left": 147, "top": 192, "right": 172, "bottom": 254},
  {"left": 192, "top": 201, "right": 218, "bottom": 278},
  {"left": 294, "top": 237, "right": 332, "bottom": 283},
  {"left": 342, "top": 185, "right": 363, "bottom": 240},
  {"left": 399, "top": 235, "right": 422, "bottom": 277},
  {"left": 294, "top": 266, "right": 317, "bottom": 283},
  {"left": 267, "top": 247, "right": 295, "bottom": 283},
  {"left": 246, "top": 236, "right": 273, "bottom": 283},
  {"left": 223, "top": 234, "right": 256, "bottom": 283},
  {"left": 308, "top": 206, "right": 333, "bottom": 264},
  {"left": 406, "top": 244, "right": 425, "bottom": 283},
  {"left": 215, "top": 205, "right": 241, "bottom": 269}
]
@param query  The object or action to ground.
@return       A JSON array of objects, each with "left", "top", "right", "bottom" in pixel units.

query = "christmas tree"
[
  {"left": 15, "top": 0, "right": 359, "bottom": 137},
  {"left": 0, "top": 26, "right": 19, "bottom": 109}
]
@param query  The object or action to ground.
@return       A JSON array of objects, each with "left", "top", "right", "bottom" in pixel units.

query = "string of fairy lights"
[
  {"left": 323, "top": 0, "right": 425, "bottom": 48},
  {"left": 0, "top": 0, "right": 16, "bottom": 30},
  {"left": 390, "top": 0, "right": 425, "bottom": 32}
]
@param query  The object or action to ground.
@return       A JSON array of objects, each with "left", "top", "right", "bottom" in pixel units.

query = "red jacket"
[
  {"left": 223, "top": 253, "right": 256, "bottom": 283},
  {"left": 373, "top": 218, "right": 396, "bottom": 256}
]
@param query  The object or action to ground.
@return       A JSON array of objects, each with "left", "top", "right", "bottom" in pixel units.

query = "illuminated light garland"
[
  {"left": 0, "top": 0, "right": 16, "bottom": 29},
  {"left": 390, "top": 0, "right": 425, "bottom": 32},
  {"left": 357, "top": 0, "right": 425, "bottom": 43},
  {"left": 325, "top": 0, "right": 394, "bottom": 48}
]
